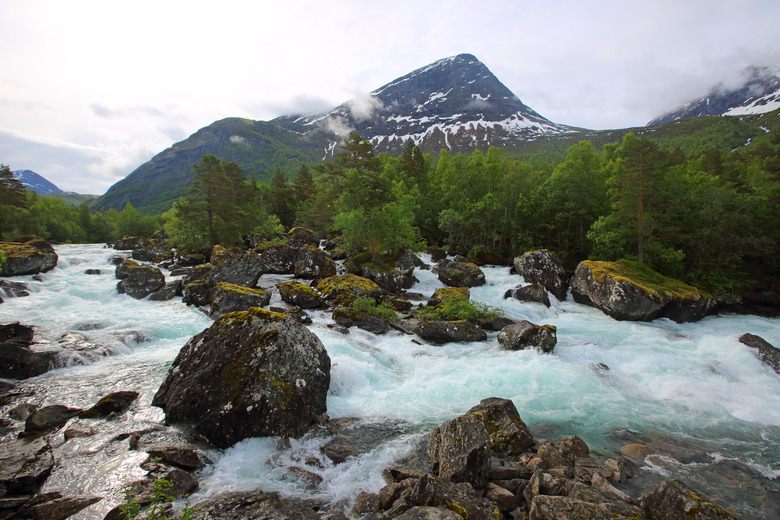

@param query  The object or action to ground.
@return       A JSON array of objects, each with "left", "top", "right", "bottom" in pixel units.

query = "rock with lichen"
[
  {"left": 0, "top": 237, "right": 58, "bottom": 277},
  {"left": 209, "top": 282, "right": 271, "bottom": 318},
  {"left": 152, "top": 308, "right": 330, "bottom": 448}
]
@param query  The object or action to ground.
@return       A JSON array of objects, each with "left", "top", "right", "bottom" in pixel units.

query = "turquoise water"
[{"left": 1, "top": 244, "right": 778, "bottom": 516}]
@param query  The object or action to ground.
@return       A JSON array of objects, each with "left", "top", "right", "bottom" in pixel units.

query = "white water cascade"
[{"left": 1, "top": 244, "right": 778, "bottom": 518}]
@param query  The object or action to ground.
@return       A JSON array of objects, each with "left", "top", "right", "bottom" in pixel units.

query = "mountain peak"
[
  {"left": 13, "top": 169, "right": 64, "bottom": 195},
  {"left": 649, "top": 65, "right": 780, "bottom": 125}
]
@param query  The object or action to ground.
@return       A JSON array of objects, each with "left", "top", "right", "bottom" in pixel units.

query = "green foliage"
[
  {"left": 415, "top": 299, "right": 503, "bottom": 322},
  {"left": 0, "top": 164, "right": 27, "bottom": 208},
  {"left": 348, "top": 296, "right": 399, "bottom": 322},
  {"left": 121, "top": 478, "right": 196, "bottom": 520}
]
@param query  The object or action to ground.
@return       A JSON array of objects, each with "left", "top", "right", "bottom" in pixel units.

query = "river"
[{"left": 1, "top": 243, "right": 778, "bottom": 518}]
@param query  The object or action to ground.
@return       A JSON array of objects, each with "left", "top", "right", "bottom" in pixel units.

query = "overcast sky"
[{"left": 1, "top": 0, "right": 779, "bottom": 194}]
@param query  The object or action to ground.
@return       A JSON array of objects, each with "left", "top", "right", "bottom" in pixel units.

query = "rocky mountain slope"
[{"left": 649, "top": 65, "right": 780, "bottom": 125}]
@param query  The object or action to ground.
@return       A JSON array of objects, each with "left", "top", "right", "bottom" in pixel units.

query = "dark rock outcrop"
[
  {"left": 739, "top": 333, "right": 780, "bottom": 374},
  {"left": 152, "top": 308, "right": 331, "bottom": 448},
  {"left": 79, "top": 390, "right": 139, "bottom": 419},
  {"left": 0, "top": 236, "right": 58, "bottom": 277},
  {"left": 570, "top": 260, "right": 716, "bottom": 323},
  {"left": 114, "top": 236, "right": 152, "bottom": 250},
  {"left": 286, "top": 227, "right": 320, "bottom": 248},
  {"left": 115, "top": 259, "right": 165, "bottom": 299},
  {"left": 497, "top": 321, "right": 557, "bottom": 353},
  {"left": 209, "top": 282, "right": 271, "bottom": 318},
  {"left": 465, "top": 397, "right": 535, "bottom": 455},
  {"left": 513, "top": 250, "right": 568, "bottom": 301},
  {"left": 414, "top": 320, "right": 488, "bottom": 344},
  {"left": 0, "top": 322, "right": 55, "bottom": 379},
  {"left": 25, "top": 404, "right": 82, "bottom": 433},
  {"left": 257, "top": 243, "right": 299, "bottom": 274},
  {"left": 332, "top": 307, "right": 391, "bottom": 335},
  {"left": 435, "top": 259, "right": 486, "bottom": 287},
  {"left": 0, "top": 436, "right": 54, "bottom": 495},
  {"left": 0, "top": 280, "right": 32, "bottom": 300},
  {"left": 206, "top": 250, "right": 264, "bottom": 287}
]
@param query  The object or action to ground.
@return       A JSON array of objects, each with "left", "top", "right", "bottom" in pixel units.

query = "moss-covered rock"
[
  {"left": 429, "top": 414, "right": 491, "bottom": 492},
  {"left": 435, "top": 259, "right": 486, "bottom": 288},
  {"left": 115, "top": 260, "right": 165, "bottom": 299},
  {"left": 209, "top": 283, "right": 271, "bottom": 318},
  {"left": 0, "top": 237, "right": 58, "bottom": 277},
  {"left": 276, "top": 280, "right": 322, "bottom": 309},
  {"left": 641, "top": 479, "right": 735, "bottom": 519},
  {"left": 317, "top": 274, "right": 384, "bottom": 300},
  {"left": 152, "top": 308, "right": 330, "bottom": 448},
  {"left": 427, "top": 287, "right": 470, "bottom": 307},
  {"left": 570, "top": 259, "right": 717, "bottom": 323},
  {"left": 464, "top": 397, "right": 535, "bottom": 456}
]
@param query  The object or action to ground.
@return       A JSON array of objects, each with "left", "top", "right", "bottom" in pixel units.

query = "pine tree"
[{"left": 0, "top": 164, "right": 28, "bottom": 208}]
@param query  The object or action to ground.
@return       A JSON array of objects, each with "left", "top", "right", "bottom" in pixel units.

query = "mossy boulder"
[
  {"left": 209, "top": 283, "right": 271, "bottom": 319},
  {"left": 286, "top": 227, "right": 320, "bottom": 248},
  {"left": 0, "top": 237, "right": 58, "bottom": 277},
  {"left": 152, "top": 308, "right": 331, "bottom": 448},
  {"left": 317, "top": 274, "right": 384, "bottom": 301},
  {"left": 464, "top": 397, "right": 535, "bottom": 456},
  {"left": 570, "top": 260, "right": 717, "bottom": 323},
  {"left": 113, "top": 236, "right": 151, "bottom": 251},
  {"left": 513, "top": 250, "right": 568, "bottom": 301},
  {"left": 429, "top": 413, "right": 491, "bottom": 492},
  {"left": 276, "top": 280, "right": 322, "bottom": 309},
  {"left": 427, "top": 287, "right": 470, "bottom": 307},
  {"left": 435, "top": 259, "right": 486, "bottom": 288},
  {"left": 115, "top": 260, "right": 165, "bottom": 299},
  {"left": 294, "top": 246, "right": 337, "bottom": 279},
  {"left": 206, "top": 251, "right": 264, "bottom": 288},
  {"left": 497, "top": 320, "right": 557, "bottom": 353}
]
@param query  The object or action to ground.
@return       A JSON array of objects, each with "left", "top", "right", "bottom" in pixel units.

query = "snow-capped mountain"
[
  {"left": 13, "top": 169, "right": 64, "bottom": 195},
  {"left": 95, "top": 53, "right": 575, "bottom": 213},
  {"left": 275, "top": 53, "right": 574, "bottom": 155},
  {"left": 649, "top": 65, "right": 780, "bottom": 125}
]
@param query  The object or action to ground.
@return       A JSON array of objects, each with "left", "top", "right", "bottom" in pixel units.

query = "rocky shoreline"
[{"left": 1, "top": 234, "right": 779, "bottom": 519}]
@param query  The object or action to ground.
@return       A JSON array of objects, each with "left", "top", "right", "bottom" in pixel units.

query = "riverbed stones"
[
  {"left": 513, "top": 250, "right": 568, "bottom": 301},
  {"left": 189, "top": 490, "right": 325, "bottom": 520},
  {"left": 0, "top": 236, "right": 58, "bottom": 277},
  {"left": 25, "top": 404, "right": 82, "bottom": 433},
  {"left": 497, "top": 321, "right": 557, "bottom": 353},
  {"left": 79, "top": 390, "right": 139, "bottom": 419},
  {"left": 152, "top": 308, "right": 331, "bottom": 448}
]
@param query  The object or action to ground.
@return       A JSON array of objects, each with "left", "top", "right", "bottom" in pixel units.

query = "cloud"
[
  {"left": 91, "top": 103, "right": 165, "bottom": 119},
  {"left": 346, "top": 93, "right": 384, "bottom": 122},
  {"left": 247, "top": 95, "right": 337, "bottom": 120},
  {"left": 464, "top": 99, "right": 492, "bottom": 111},
  {"left": 229, "top": 135, "right": 246, "bottom": 144},
  {"left": 319, "top": 116, "right": 354, "bottom": 138}
]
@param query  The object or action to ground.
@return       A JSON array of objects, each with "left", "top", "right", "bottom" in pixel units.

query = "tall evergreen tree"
[{"left": 0, "top": 164, "right": 27, "bottom": 208}]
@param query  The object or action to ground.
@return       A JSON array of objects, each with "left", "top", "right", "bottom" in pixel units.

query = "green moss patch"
[{"left": 584, "top": 259, "right": 710, "bottom": 302}]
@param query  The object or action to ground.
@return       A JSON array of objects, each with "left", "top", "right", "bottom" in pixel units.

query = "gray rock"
[
  {"left": 294, "top": 246, "right": 337, "bottom": 279},
  {"left": 332, "top": 307, "right": 390, "bottom": 335},
  {"left": 16, "top": 492, "right": 101, "bottom": 520},
  {"left": 0, "top": 280, "right": 31, "bottom": 298},
  {"left": 465, "top": 397, "right": 535, "bottom": 455},
  {"left": 429, "top": 413, "right": 491, "bottom": 491},
  {"left": 0, "top": 437, "right": 54, "bottom": 494},
  {"left": 207, "top": 251, "right": 264, "bottom": 287},
  {"left": 190, "top": 491, "right": 324, "bottom": 520},
  {"left": 435, "top": 259, "right": 486, "bottom": 287},
  {"left": 209, "top": 282, "right": 271, "bottom": 318},
  {"left": 504, "top": 284, "right": 550, "bottom": 307},
  {"left": 152, "top": 308, "right": 330, "bottom": 448},
  {"left": 149, "top": 280, "right": 182, "bottom": 301},
  {"left": 0, "top": 237, "right": 58, "bottom": 277},
  {"left": 115, "top": 260, "right": 165, "bottom": 299},
  {"left": 25, "top": 404, "right": 82, "bottom": 433},
  {"left": 497, "top": 320, "right": 557, "bottom": 353},
  {"left": 640, "top": 479, "right": 735, "bottom": 519},
  {"left": 513, "top": 250, "right": 568, "bottom": 301},
  {"left": 739, "top": 333, "right": 780, "bottom": 374},
  {"left": 80, "top": 390, "right": 139, "bottom": 419},
  {"left": 257, "top": 243, "right": 299, "bottom": 274},
  {"left": 414, "top": 320, "right": 487, "bottom": 344}
]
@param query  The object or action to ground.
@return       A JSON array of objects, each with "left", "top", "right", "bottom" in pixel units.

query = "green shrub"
[
  {"left": 415, "top": 299, "right": 503, "bottom": 321},
  {"left": 121, "top": 478, "right": 196, "bottom": 520},
  {"left": 348, "top": 296, "right": 399, "bottom": 322}
]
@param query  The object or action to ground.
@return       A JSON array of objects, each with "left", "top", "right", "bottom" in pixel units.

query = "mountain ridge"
[{"left": 13, "top": 169, "right": 65, "bottom": 195}]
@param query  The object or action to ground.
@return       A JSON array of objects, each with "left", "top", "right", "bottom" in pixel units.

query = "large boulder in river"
[
  {"left": 513, "top": 250, "right": 568, "bottom": 301},
  {"left": 294, "top": 246, "right": 337, "bottom": 279},
  {"left": 641, "top": 479, "right": 735, "bottom": 519},
  {"left": 465, "top": 397, "right": 535, "bottom": 455},
  {"left": 115, "top": 259, "right": 165, "bottom": 299},
  {"left": 0, "top": 322, "right": 55, "bottom": 379},
  {"left": 497, "top": 320, "right": 557, "bottom": 353},
  {"left": 276, "top": 280, "right": 322, "bottom": 309},
  {"left": 152, "top": 308, "right": 330, "bottom": 448},
  {"left": 317, "top": 274, "right": 384, "bottom": 301},
  {"left": 206, "top": 250, "right": 264, "bottom": 287},
  {"left": 0, "top": 237, "right": 58, "bottom": 277},
  {"left": 570, "top": 260, "right": 717, "bottom": 323},
  {"left": 256, "top": 243, "right": 298, "bottom": 274},
  {"left": 435, "top": 259, "right": 486, "bottom": 287},
  {"left": 503, "top": 283, "right": 551, "bottom": 307}
]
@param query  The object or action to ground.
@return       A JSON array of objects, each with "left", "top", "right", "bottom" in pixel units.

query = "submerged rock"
[
  {"left": 79, "top": 390, "right": 139, "bottom": 419},
  {"left": 0, "top": 236, "right": 58, "bottom": 277},
  {"left": 152, "top": 308, "right": 330, "bottom": 448},
  {"left": 0, "top": 437, "right": 54, "bottom": 495},
  {"left": 570, "top": 260, "right": 716, "bottom": 323},
  {"left": 332, "top": 307, "right": 390, "bottom": 335},
  {"left": 513, "top": 249, "right": 568, "bottom": 301}
]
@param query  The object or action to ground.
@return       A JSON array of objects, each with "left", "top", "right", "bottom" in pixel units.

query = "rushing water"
[{"left": 1, "top": 243, "right": 779, "bottom": 518}]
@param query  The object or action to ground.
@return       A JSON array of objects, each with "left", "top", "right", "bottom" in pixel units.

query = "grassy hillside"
[{"left": 43, "top": 193, "right": 99, "bottom": 207}]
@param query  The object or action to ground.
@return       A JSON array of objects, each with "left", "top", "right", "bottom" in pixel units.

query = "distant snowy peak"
[
  {"left": 275, "top": 53, "right": 573, "bottom": 154},
  {"left": 649, "top": 65, "right": 780, "bottom": 125},
  {"left": 13, "top": 169, "right": 64, "bottom": 195}
]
